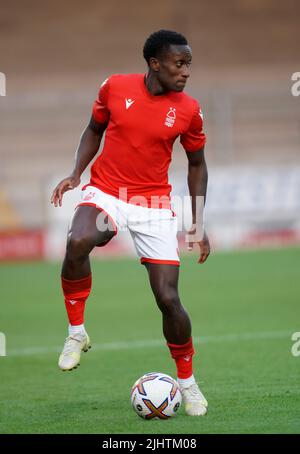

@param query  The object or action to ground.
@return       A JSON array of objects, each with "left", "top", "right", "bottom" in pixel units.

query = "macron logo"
[
  {"left": 69, "top": 300, "right": 77, "bottom": 305},
  {"left": 125, "top": 98, "right": 135, "bottom": 109},
  {"left": 183, "top": 355, "right": 191, "bottom": 362}
]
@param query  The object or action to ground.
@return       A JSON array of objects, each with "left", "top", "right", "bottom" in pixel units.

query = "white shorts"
[{"left": 78, "top": 185, "right": 180, "bottom": 266}]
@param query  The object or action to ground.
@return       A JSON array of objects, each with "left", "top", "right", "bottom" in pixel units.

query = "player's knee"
[
  {"left": 155, "top": 288, "right": 180, "bottom": 314},
  {"left": 66, "top": 233, "right": 94, "bottom": 260}
]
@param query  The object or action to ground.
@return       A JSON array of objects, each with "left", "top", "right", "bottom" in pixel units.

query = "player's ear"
[{"left": 149, "top": 57, "right": 160, "bottom": 72}]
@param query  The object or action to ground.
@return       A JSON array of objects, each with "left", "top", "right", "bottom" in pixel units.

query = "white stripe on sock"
[
  {"left": 177, "top": 374, "right": 196, "bottom": 388},
  {"left": 68, "top": 324, "right": 86, "bottom": 336}
]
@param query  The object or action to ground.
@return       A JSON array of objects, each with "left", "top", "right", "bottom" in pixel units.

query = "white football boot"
[
  {"left": 58, "top": 332, "right": 91, "bottom": 371},
  {"left": 179, "top": 382, "right": 208, "bottom": 416}
]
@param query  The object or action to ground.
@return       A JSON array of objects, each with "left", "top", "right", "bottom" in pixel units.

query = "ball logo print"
[
  {"left": 159, "top": 375, "right": 180, "bottom": 401},
  {"left": 142, "top": 397, "right": 169, "bottom": 420},
  {"left": 133, "top": 374, "right": 158, "bottom": 396},
  {"left": 130, "top": 372, "right": 182, "bottom": 419}
]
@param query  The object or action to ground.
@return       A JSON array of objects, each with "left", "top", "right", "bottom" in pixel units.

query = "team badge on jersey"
[{"left": 164, "top": 107, "right": 176, "bottom": 128}]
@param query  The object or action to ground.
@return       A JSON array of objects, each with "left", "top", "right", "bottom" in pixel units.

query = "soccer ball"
[{"left": 130, "top": 372, "right": 182, "bottom": 419}]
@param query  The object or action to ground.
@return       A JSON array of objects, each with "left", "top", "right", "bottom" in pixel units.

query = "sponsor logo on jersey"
[
  {"left": 164, "top": 107, "right": 176, "bottom": 127},
  {"left": 125, "top": 98, "right": 135, "bottom": 109}
]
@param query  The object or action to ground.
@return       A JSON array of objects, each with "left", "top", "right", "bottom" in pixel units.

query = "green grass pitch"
[{"left": 0, "top": 247, "right": 299, "bottom": 434}]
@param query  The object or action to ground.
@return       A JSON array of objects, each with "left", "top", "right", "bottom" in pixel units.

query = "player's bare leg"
[
  {"left": 144, "top": 263, "right": 190, "bottom": 344},
  {"left": 62, "top": 205, "right": 115, "bottom": 279},
  {"left": 144, "top": 262, "right": 208, "bottom": 416},
  {"left": 59, "top": 205, "right": 116, "bottom": 371}
]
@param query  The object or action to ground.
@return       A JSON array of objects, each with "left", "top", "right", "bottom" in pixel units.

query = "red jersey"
[{"left": 90, "top": 74, "right": 206, "bottom": 206}]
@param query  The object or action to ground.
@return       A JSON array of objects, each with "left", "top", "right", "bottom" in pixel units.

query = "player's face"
[{"left": 156, "top": 44, "right": 192, "bottom": 92}]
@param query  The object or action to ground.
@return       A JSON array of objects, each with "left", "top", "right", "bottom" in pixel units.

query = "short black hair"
[{"left": 143, "top": 29, "right": 188, "bottom": 65}]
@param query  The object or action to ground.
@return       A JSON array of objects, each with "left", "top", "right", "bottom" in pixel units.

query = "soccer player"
[{"left": 51, "top": 30, "right": 210, "bottom": 416}]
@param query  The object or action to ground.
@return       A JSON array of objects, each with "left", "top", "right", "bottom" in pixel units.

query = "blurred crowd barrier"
[
  {"left": 43, "top": 166, "right": 300, "bottom": 261},
  {"left": 3, "top": 164, "right": 299, "bottom": 261}
]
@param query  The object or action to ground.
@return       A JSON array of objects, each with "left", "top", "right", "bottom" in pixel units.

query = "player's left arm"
[{"left": 186, "top": 148, "right": 210, "bottom": 264}]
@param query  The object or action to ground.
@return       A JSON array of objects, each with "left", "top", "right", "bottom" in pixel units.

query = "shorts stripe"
[{"left": 140, "top": 257, "right": 180, "bottom": 266}]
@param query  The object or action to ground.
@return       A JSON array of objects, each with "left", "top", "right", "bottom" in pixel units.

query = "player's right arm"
[
  {"left": 51, "top": 77, "right": 111, "bottom": 207},
  {"left": 50, "top": 118, "right": 107, "bottom": 207}
]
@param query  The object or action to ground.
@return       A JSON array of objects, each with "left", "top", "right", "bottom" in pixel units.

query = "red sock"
[
  {"left": 167, "top": 337, "right": 195, "bottom": 379},
  {"left": 61, "top": 274, "right": 92, "bottom": 326}
]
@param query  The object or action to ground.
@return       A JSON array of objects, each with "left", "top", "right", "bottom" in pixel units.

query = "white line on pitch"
[{"left": 6, "top": 330, "right": 291, "bottom": 357}]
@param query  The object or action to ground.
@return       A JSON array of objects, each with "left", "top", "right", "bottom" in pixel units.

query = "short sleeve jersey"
[{"left": 90, "top": 74, "right": 206, "bottom": 205}]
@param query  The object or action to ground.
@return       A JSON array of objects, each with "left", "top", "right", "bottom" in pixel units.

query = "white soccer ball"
[{"left": 130, "top": 372, "right": 182, "bottom": 419}]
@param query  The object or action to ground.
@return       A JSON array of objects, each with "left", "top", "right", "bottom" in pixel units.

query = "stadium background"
[{"left": 0, "top": 0, "right": 299, "bottom": 434}]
